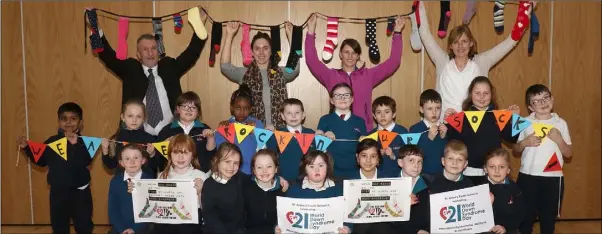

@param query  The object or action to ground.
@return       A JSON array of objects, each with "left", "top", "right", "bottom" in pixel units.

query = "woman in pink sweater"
[{"left": 305, "top": 14, "right": 407, "bottom": 130}]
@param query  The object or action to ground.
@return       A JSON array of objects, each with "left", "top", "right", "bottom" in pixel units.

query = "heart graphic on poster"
[
  {"left": 439, "top": 207, "right": 451, "bottom": 220},
  {"left": 368, "top": 207, "right": 376, "bottom": 215},
  {"left": 286, "top": 211, "right": 297, "bottom": 224},
  {"left": 157, "top": 207, "right": 164, "bottom": 216}
]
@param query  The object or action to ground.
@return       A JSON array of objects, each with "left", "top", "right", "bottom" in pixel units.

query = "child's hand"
[
  {"left": 202, "top": 129, "right": 214, "bottom": 138},
  {"left": 265, "top": 124, "right": 275, "bottom": 132},
  {"left": 127, "top": 179, "right": 135, "bottom": 193},
  {"left": 508, "top": 104, "right": 520, "bottom": 115},
  {"left": 122, "top": 228, "right": 135, "bottom": 234},
  {"left": 324, "top": 131, "right": 336, "bottom": 141},
  {"left": 101, "top": 138, "right": 110, "bottom": 155},
  {"left": 245, "top": 120, "right": 256, "bottom": 127},
  {"left": 444, "top": 108, "right": 457, "bottom": 118},
  {"left": 65, "top": 132, "right": 78, "bottom": 145},
  {"left": 428, "top": 125, "right": 438, "bottom": 140},
  {"left": 274, "top": 226, "right": 282, "bottom": 234},
  {"left": 521, "top": 132, "right": 542, "bottom": 147},
  {"left": 194, "top": 178, "right": 204, "bottom": 195},
  {"left": 438, "top": 124, "right": 448, "bottom": 138},
  {"left": 417, "top": 230, "right": 430, "bottom": 234},
  {"left": 17, "top": 136, "right": 28, "bottom": 149},
  {"left": 410, "top": 193, "right": 419, "bottom": 205},
  {"left": 490, "top": 225, "right": 506, "bottom": 234},
  {"left": 279, "top": 176, "right": 289, "bottom": 192},
  {"left": 338, "top": 226, "right": 351, "bottom": 234},
  {"left": 380, "top": 147, "right": 394, "bottom": 160},
  {"left": 218, "top": 120, "right": 230, "bottom": 127},
  {"left": 547, "top": 128, "right": 563, "bottom": 144},
  {"left": 315, "top": 130, "right": 325, "bottom": 135},
  {"left": 146, "top": 143, "right": 156, "bottom": 157}
]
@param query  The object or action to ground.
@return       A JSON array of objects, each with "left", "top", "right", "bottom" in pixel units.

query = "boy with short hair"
[
  {"left": 410, "top": 89, "right": 448, "bottom": 175},
  {"left": 426, "top": 140, "right": 473, "bottom": 194},
  {"left": 369, "top": 96, "right": 408, "bottom": 177},
  {"left": 514, "top": 84, "right": 572, "bottom": 234},
  {"left": 18, "top": 102, "right": 94, "bottom": 234},
  {"left": 393, "top": 145, "right": 430, "bottom": 234}
]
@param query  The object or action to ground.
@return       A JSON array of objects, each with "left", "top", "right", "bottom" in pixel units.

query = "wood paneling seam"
[
  {"left": 420, "top": 47, "right": 424, "bottom": 92},
  {"left": 548, "top": 1, "right": 554, "bottom": 90},
  {"left": 19, "top": 1, "right": 34, "bottom": 224},
  {"left": 0, "top": 1, "right": 3, "bottom": 225}
]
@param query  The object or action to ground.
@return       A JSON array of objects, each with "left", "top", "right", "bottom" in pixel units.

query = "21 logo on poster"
[
  {"left": 439, "top": 202, "right": 485, "bottom": 223},
  {"left": 286, "top": 211, "right": 334, "bottom": 230}
]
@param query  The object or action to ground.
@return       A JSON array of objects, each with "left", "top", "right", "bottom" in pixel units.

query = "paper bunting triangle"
[
  {"left": 464, "top": 111, "right": 486, "bottom": 133},
  {"left": 445, "top": 112, "right": 465, "bottom": 133},
  {"left": 253, "top": 128, "right": 274, "bottom": 150},
  {"left": 153, "top": 141, "right": 170, "bottom": 159},
  {"left": 217, "top": 123, "right": 236, "bottom": 144},
  {"left": 81, "top": 136, "right": 102, "bottom": 158},
  {"left": 511, "top": 114, "right": 532, "bottom": 137},
  {"left": 401, "top": 133, "right": 422, "bottom": 145},
  {"left": 122, "top": 141, "right": 129, "bottom": 146},
  {"left": 543, "top": 152, "right": 562, "bottom": 172},
  {"left": 493, "top": 110, "right": 512, "bottom": 131},
  {"left": 27, "top": 141, "right": 47, "bottom": 163},
  {"left": 314, "top": 135, "right": 333, "bottom": 152},
  {"left": 378, "top": 130, "right": 398, "bottom": 149},
  {"left": 295, "top": 133, "right": 315, "bottom": 154},
  {"left": 47, "top": 137, "right": 68, "bottom": 161},
  {"left": 359, "top": 131, "right": 379, "bottom": 142},
  {"left": 273, "top": 131, "right": 294, "bottom": 153},
  {"left": 234, "top": 123, "right": 255, "bottom": 144},
  {"left": 532, "top": 122, "right": 555, "bottom": 139}
]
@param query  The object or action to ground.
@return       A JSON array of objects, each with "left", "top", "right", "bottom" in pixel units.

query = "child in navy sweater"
[
  {"left": 101, "top": 100, "right": 158, "bottom": 177},
  {"left": 317, "top": 83, "right": 366, "bottom": 179},
  {"left": 108, "top": 145, "right": 152, "bottom": 234},
  {"left": 410, "top": 89, "right": 448, "bottom": 175},
  {"left": 266, "top": 98, "right": 315, "bottom": 182},
  {"left": 157, "top": 92, "right": 216, "bottom": 173},
  {"left": 368, "top": 96, "right": 408, "bottom": 177},
  {"left": 484, "top": 148, "right": 524, "bottom": 234},
  {"left": 18, "top": 102, "right": 94, "bottom": 234},
  {"left": 426, "top": 140, "right": 474, "bottom": 194},
  {"left": 244, "top": 149, "right": 286, "bottom": 234},
  {"left": 275, "top": 151, "right": 352, "bottom": 234}
]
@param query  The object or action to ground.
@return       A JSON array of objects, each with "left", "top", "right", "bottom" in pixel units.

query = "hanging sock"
[
  {"left": 187, "top": 7, "right": 208, "bottom": 40},
  {"left": 152, "top": 18, "right": 166, "bottom": 57},
  {"left": 511, "top": 1, "right": 532, "bottom": 41},
  {"left": 241, "top": 24, "right": 253, "bottom": 66},
  {"left": 437, "top": 1, "right": 451, "bottom": 38},
  {"left": 209, "top": 22, "right": 222, "bottom": 66},
  {"left": 116, "top": 17, "right": 129, "bottom": 60},
  {"left": 528, "top": 10, "right": 539, "bottom": 55},
  {"left": 285, "top": 25, "right": 303, "bottom": 73},
  {"left": 86, "top": 9, "right": 104, "bottom": 53},
  {"left": 365, "top": 19, "right": 380, "bottom": 63},
  {"left": 463, "top": 0, "right": 477, "bottom": 25},
  {"left": 270, "top": 25, "right": 282, "bottom": 61},
  {"left": 493, "top": 1, "right": 506, "bottom": 34},
  {"left": 322, "top": 17, "right": 339, "bottom": 61}
]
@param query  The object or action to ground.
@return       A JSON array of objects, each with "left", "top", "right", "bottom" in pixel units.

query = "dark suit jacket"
[{"left": 98, "top": 33, "right": 206, "bottom": 111}]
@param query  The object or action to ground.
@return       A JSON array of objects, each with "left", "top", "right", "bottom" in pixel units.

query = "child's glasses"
[
  {"left": 179, "top": 105, "right": 198, "bottom": 112},
  {"left": 530, "top": 96, "right": 551, "bottom": 106},
  {"left": 332, "top": 93, "right": 352, "bottom": 100}
]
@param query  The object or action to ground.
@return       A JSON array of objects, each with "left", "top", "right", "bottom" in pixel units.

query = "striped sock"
[
  {"left": 322, "top": 17, "right": 339, "bottom": 61},
  {"left": 493, "top": 1, "right": 506, "bottom": 34}
]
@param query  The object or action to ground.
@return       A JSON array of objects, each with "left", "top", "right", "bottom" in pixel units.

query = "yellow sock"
[{"left": 187, "top": 7, "right": 207, "bottom": 40}]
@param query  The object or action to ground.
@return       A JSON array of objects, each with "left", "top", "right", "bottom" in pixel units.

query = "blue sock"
[{"left": 528, "top": 11, "right": 540, "bottom": 55}]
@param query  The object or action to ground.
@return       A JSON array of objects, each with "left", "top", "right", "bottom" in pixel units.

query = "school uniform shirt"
[
  {"left": 202, "top": 172, "right": 250, "bottom": 234},
  {"left": 24, "top": 130, "right": 92, "bottom": 189},
  {"left": 266, "top": 126, "right": 315, "bottom": 182},
  {"left": 392, "top": 171, "right": 431, "bottom": 234},
  {"left": 317, "top": 112, "right": 367, "bottom": 179},
  {"left": 424, "top": 171, "right": 474, "bottom": 194},
  {"left": 349, "top": 168, "right": 388, "bottom": 180},
  {"left": 101, "top": 126, "right": 158, "bottom": 176},
  {"left": 410, "top": 120, "right": 447, "bottom": 175},
  {"left": 215, "top": 116, "right": 265, "bottom": 175},
  {"left": 518, "top": 113, "right": 571, "bottom": 177},
  {"left": 447, "top": 105, "right": 518, "bottom": 176},
  {"left": 488, "top": 178, "right": 524, "bottom": 233},
  {"left": 108, "top": 170, "right": 153, "bottom": 234},
  {"left": 368, "top": 122, "right": 408, "bottom": 177},
  {"left": 243, "top": 177, "right": 285, "bottom": 234},
  {"left": 157, "top": 119, "right": 215, "bottom": 173},
  {"left": 158, "top": 165, "right": 208, "bottom": 208}
]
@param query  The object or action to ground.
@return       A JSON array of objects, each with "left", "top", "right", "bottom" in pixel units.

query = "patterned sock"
[
  {"left": 152, "top": 18, "right": 165, "bottom": 57},
  {"left": 386, "top": 17, "right": 395, "bottom": 36},
  {"left": 270, "top": 26, "right": 282, "bottom": 61},
  {"left": 438, "top": 1, "right": 451, "bottom": 38},
  {"left": 173, "top": 13, "right": 183, "bottom": 34},
  {"left": 86, "top": 9, "right": 104, "bottom": 53},
  {"left": 463, "top": 0, "right": 477, "bottom": 24},
  {"left": 410, "top": 12, "right": 422, "bottom": 51},
  {"left": 528, "top": 10, "right": 539, "bottom": 55},
  {"left": 493, "top": 1, "right": 506, "bottom": 34},
  {"left": 209, "top": 22, "right": 222, "bottom": 66},
  {"left": 511, "top": 1, "right": 532, "bottom": 41},
  {"left": 365, "top": 19, "right": 380, "bottom": 63},
  {"left": 285, "top": 25, "right": 303, "bottom": 73},
  {"left": 241, "top": 24, "right": 253, "bottom": 66},
  {"left": 116, "top": 17, "right": 129, "bottom": 60},
  {"left": 322, "top": 17, "right": 339, "bottom": 61},
  {"left": 187, "top": 7, "right": 208, "bottom": 40}
]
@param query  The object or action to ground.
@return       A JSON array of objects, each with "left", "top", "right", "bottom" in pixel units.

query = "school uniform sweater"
[
  {"left": 392, "top": 175, "right": 431, "bottom": 234},
  {"left": 349, "top": 169, "right": 392, "bottom": 234},
  {"left": 266, "top": 126, "right": 315, "bottom": 182},
  {"left": 24, "top": 131, "right": 92, "bottom": 189},
  {"left": 368, "top": 123, "right": 408, "bottom": 177},
  {"left": 424, "top": 172, "right": 474, "bottom": 194},
  {"left": 157, "top": 120, "right": 214, "bottom": 173},
  {"left": 108, "top": 170, "right": 153, "bottom": 234},
  {"left": 243, "top": 177, "right": 285, "bottom": 234},
  {"left": 447, "top": 106, "right": 518, "bottom": 171},
  {"left": 489, "top": 178, "right": 524, "bottom": 234},
  {"left": 202, "top": 172, "right": 249, "bottom": 234},
  {"left": 102, "top": 126, "right": 158, "bottom": 176},
  {"left": 410, "top": 120, "right": 447, "bottom": 175},
  {"left": 215, "top": 116, "right": 265, "bottom": 175},
  {"left": 317, "top": 113, "right": 366, "bottom": 179}
]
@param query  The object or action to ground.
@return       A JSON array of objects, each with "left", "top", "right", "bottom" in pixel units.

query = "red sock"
[
  {"left": 511, "top": 1, "right": 532, "bottom": 41},
  {"left": 413, "top": 0, "right": 421, "bottom": 27}
]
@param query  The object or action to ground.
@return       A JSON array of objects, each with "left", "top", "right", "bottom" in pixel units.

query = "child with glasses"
[
  {"left": 316, "top": 83, "right": 367, "bottom": 179},
  {"left": 513, "top": 84, "right": 572, "bottom": 234},
  {"left": 157, "top": 91, "right": 216, "bottom": 173}
]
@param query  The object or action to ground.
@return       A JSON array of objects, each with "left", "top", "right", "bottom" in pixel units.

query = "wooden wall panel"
[
  {"left": 551, "top": 2, "right": 601, "bottom": 219},
  {"left": 1, "top": 1, "right": 32, "bottom": 224}
]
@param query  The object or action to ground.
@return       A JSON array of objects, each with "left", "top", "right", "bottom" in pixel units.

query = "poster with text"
[
  {"left": 343, "top": 178, "right": 412, "bottom": 223},
  {"left": 277, "top": 196, "right": 344, "bottom": 233},
  {"left": 429, "top": 184, "right": 494, "bottom": 233},
  {"left": 132, "top": 179, "right": 198, "bottom": 224}
]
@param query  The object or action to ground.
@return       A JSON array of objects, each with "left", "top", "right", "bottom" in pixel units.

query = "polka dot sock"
[
  {"left": 365, "top": 19, "right": 380, "bottom": 63},
  {"left": 86, "top": 9, "right": 104, "bottom": 53}
]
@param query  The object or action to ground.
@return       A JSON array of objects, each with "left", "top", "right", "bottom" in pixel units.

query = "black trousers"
[
  {"left": 50, "top": 186, "right": 94, "bottom": 234},
  {"left": 517, "top": 173, "right": 564, "bottom": 234},
  {"left": 152, "top": 209, "right": 203, "bottom": 234},
  {"left": 353, "top": 222, "right": 393, "bottom": 234}
]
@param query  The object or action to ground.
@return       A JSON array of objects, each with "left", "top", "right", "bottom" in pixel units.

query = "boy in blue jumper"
[
  {"left": 108, "top": 145, "right": 152, "bottom": 234},
  {"left": 368, "top": 96, "right": 408, "bottom": 177},
  {"left": 316, "top": 83, "right": 366, "bottom": 179},
  {"left": 410, "top": 89, "right": 448, "bottom": 175},
  {"left": 426, "top": 140, "right": 474, "bottom": 194},
  {"left": 267, "top": 98, "right": 315, "bottom": 182}
]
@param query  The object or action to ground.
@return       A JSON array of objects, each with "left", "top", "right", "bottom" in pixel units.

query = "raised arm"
[
  {"left": 475, "top": 35, "right": 518, "bottom": 71},
  {"left": 97, "top": 31, "right": 129, "bottom": 78},
  {"left": 368, "top": 16, "right": 405, "bottom": 88},
  {"left": 174, "top": 12, "right": 208, "bottom": 77},
  {"left": 305, "top": 14, "right": 336, "bottom": 87},
  {"left": 418, "top": 3, "right": 449, "bottom": 67},
  {"left": 219, "top": 22, "right": 248, "bottom": 84}
]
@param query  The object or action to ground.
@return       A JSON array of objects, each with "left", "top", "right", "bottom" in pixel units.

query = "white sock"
[{"left": 410, "top": 13, "right": 422, "bottom": 51}]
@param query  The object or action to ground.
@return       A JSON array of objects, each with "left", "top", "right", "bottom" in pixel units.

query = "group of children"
[{"left": 18, "top": 77, "right": 571, "bottom": 234}]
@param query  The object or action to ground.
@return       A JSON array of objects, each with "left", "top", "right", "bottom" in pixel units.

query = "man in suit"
[{"left": 94, "top": 13, "right": 207, "bottom": 136}]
